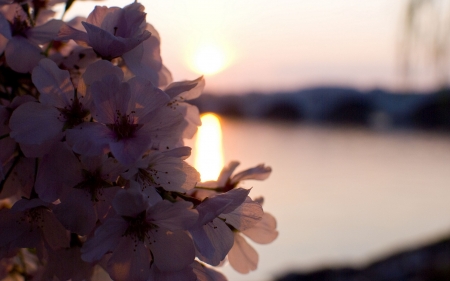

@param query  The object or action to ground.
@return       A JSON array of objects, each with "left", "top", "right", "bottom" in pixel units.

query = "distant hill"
[
  {"left": 275, "top": 235, "right": 450, "bottom": 281},
  {"left": 189, "top": 87, "right": 450, "bottom": 131}
]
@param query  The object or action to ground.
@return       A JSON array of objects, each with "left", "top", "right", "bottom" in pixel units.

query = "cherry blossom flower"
[
  {"left": 9, "top": 58, "right": 90, "bottom": 146},
  {"left": 81, "top": 189, "right": 198, "bottom": 281},
  {"left": 42, "top": 234, "right": 94, "bottom": 281},
  {"left": 57, "top": 3, "right": 151, "bottom": 60},
  {"left": 164, "top": 76, "right": 205, "bottom": 139},
  {"left": 121, "top": 23, "right": 172, "bottom": 88},
  {"left": 52, "top": 154, "right": 124, "bottom": 235},
  {"left": 122, "top": 147, "right": 200, "bottom": 196},
  {"left": 189, "top": 188, "right": 259, "bottom": 266},
  {"left": 67, "top": 71, "right": 185, "bottom": 165},
  {"left": 0, "top": 198, "right": 69, "bottom": 260},
  {"left": 227, "top": 199, "right": 278, "bottom": 274},
  {"left": 0, "top": 6, "right": 62, "bottom": 73},
  {"left": 0, "top": 2, "right": 277, "bottom": 280}
]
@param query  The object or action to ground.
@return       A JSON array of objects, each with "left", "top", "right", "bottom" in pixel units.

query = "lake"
[{"left": 185, "top": 116, "right": 450, "bottom": 281}]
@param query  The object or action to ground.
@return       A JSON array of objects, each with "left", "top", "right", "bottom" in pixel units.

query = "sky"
[{"left": 68, "top": 0, "right": 438, "bottom": 94}]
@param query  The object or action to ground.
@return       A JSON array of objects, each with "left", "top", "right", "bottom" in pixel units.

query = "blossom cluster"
[{"left": 0, "top": 1, "right": 277, "bottom": 280}]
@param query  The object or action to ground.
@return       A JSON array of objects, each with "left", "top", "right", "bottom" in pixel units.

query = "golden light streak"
[{"left": 194, "top": 113, "right": 224, "bottom": 181}]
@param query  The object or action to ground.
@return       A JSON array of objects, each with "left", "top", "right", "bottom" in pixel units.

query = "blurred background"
[{"left": 71, "top": 1, "right": 450, "bottom": 280}]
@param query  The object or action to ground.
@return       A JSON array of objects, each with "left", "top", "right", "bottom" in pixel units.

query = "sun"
[{"left": 191, "top": 44, "right": 227, "bottom": 75}]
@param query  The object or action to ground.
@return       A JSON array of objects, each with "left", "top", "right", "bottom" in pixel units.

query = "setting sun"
[{"left": 191, "top": 44, "right": 228, "bottom": 75}]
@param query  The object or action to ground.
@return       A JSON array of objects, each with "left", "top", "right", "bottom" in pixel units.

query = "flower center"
[
  {"left": 58, "top": 95, "right": 89, "bottom": 129},
  {"left": 107, "top": 111, "right": 140, "bottom": 141},
  {"left": 123, "top": 211, "right": 158, "bottom": 242},
  {"left": 17, "top": 206, "right": 48, "bottom": 232},
  {"left": 73, "top": 169, "right": 112, "bottom": 202}
]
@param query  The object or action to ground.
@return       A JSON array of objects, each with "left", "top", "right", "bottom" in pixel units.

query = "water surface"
[{"left": 186, "top": 117, "right": 450, "bottom": 281}]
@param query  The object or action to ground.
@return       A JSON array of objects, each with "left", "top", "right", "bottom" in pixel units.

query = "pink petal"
[
  {"left": 19, "top": 133, "right": 62, "bottom": 158},
  {"left": 220, "top": 197, "right": 263, "bottom": 231},
  {"left": 242, "top": 213, "right": 279, "bottom": 244},
  {"left": 5, "top": 37, "right": 44, "bottom": 73},
  {"left": 128, "top": 76, "right": 169, "bottom": 120},
  {"left": 231, "top": 164, "right": 272, "bottom": 184},
  {"left": 41, "top": 209, "right": 70, "bottom": 250},
  {"left": 219, "top": 188, "right": 251, "bottom": 214},
  {"left": 217, "top": 162, "right": 240, "bottom": 187},
  {"left": 190, "top": 218, "right": 233, "bottom": 266},
  {"left": 91, "top": 75, "right": 130, "bottom": 124},
  {"left": 147, "top": 200, "right": 197, "bottom": 230},
  {"left": 56, "top": 23, "right": 89, "bottom": 43},
  {"left": 112, "top": 188, "right": 148, "bottom": 217},
  {"left": 191, "top": 261, "right": 228, "bottom": 281},
  {"left": 81, "top": 60, "right": 124, "bottom": 92},
  {"left": 0, "top": 209, "right": 27, "bottom": 247},
  {"left": 228, "top": 233, "right": 258, "bottom": 274},
  {"left": 32, "top": 58, "right": 74, "bottom": 108},
  {"left": 82, "top": 22, "right": 150, "bottom": 59},
  {"left": 165, "top": 76, "right": 205, "bottom": 100},
  {"left": 161, "top": 146, "right": 192, "bottom": 159},
  {"left": 54, "top": 189, "right": 96, "bottom": 235},
  {"left": 81, "top": 217, "right": 127, "bottom": 262},
  {"left": 26, "top": 19, "right": 63, "bottom": 45},
  {"left": 9, "top": 102, "right": 63, "bottom": 145},
  {"left": 150, "top": 229, "right": 195, "bottom": 272},
  {"left": 0, "top": 13, "right": 11, "bottom": 39},
  {"left": 108, "top": 131, "right": 152, "bottom": 165},
  {"left": 149, "top": 264, "right": 196, "bottom": 281},
  {"left": 107, "top": 237, "right": 150, "bottom": 281},
  {"left": 66, "top": 122, "right": 112, "bottom": 156},
  {"left": 35, "top": 141, "right": 83, "bottom": 202}
]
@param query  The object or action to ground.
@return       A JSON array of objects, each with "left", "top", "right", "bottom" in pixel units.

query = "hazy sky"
[{"left": 69, "top": 0, "right": 437, "bottom": 94}]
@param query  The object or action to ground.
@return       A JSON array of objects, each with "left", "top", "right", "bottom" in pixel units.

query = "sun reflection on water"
[{"left": 194, "top": 113, "right": 224, "bottom": 181}]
